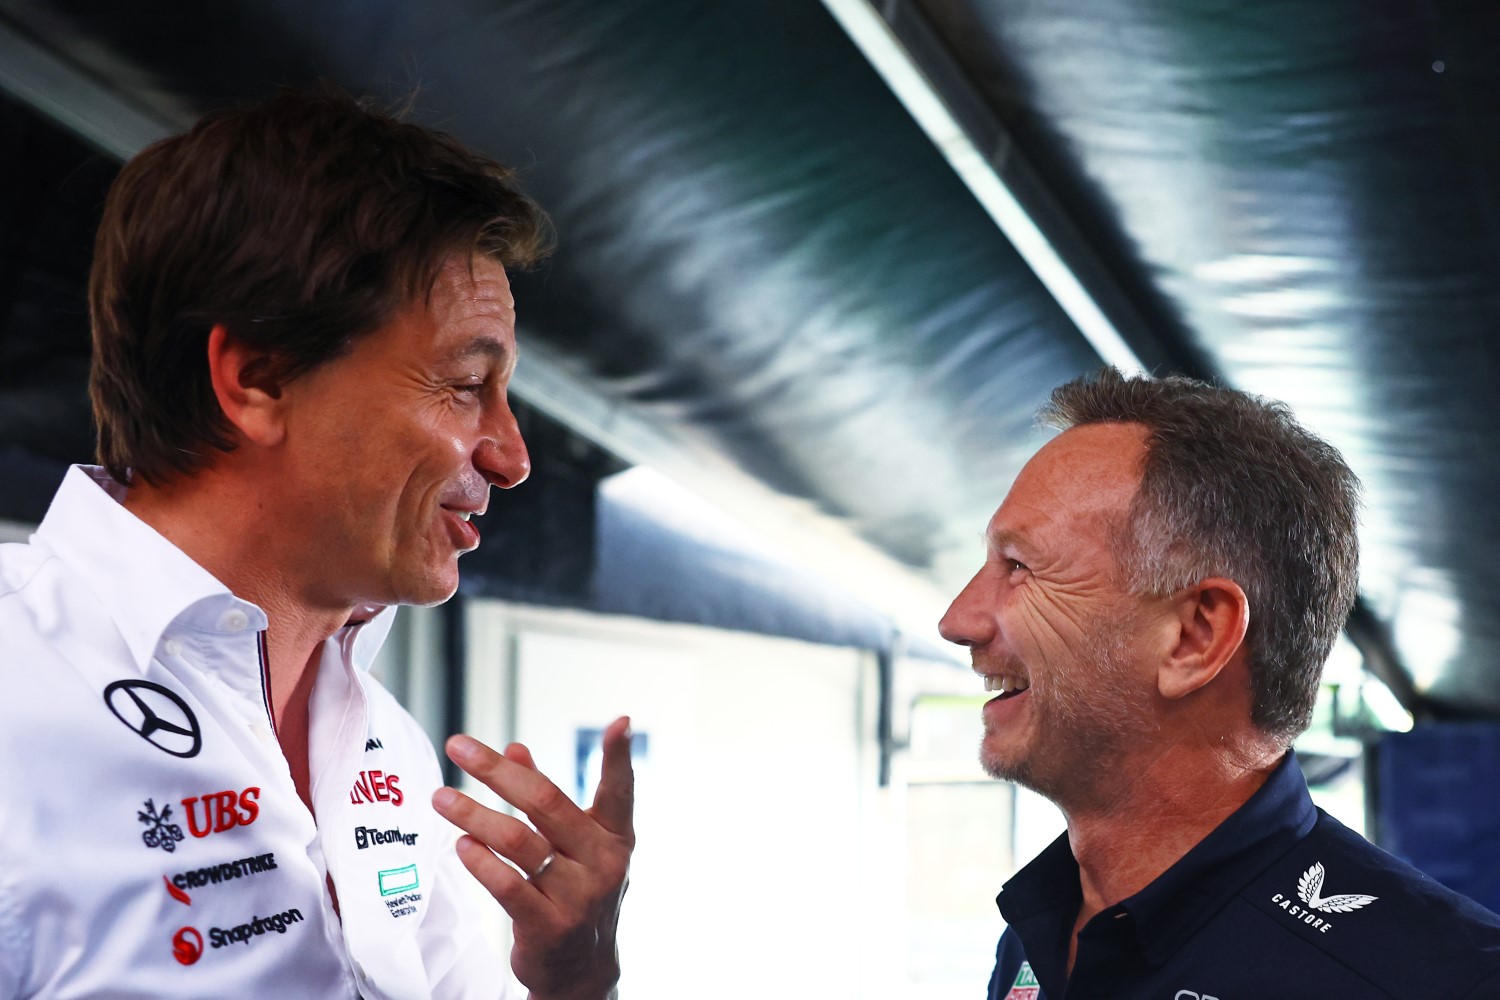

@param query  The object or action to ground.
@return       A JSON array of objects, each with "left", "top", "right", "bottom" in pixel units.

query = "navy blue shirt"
[{"left": 989, "top": 754, "right": 1500, "bottom": 999}]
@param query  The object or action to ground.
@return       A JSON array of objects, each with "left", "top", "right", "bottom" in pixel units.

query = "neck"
[
  {"left": 1063, "top": 737, "right": 1285, "bottom": 929},
  {"left": 123, "top": 470, "right": 352, "bottom": 728}
]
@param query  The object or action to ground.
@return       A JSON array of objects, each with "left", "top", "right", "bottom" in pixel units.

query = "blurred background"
[{"left": 2, "top": 1, "right": 1498, "bottom": 996}]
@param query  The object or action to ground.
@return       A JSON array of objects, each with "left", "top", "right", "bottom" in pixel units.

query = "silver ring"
[{"left": 528, "top": 852, "right": 556, "bottom": 881}]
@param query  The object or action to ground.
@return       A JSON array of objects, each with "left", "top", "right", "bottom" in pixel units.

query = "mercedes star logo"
[{"left": 103, "top": 680, "right": 203, "bottom": 758}]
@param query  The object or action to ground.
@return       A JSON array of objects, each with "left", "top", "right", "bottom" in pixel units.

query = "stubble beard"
[{"left": 980, "top": 605, "right": 1156, "bottom": 812}]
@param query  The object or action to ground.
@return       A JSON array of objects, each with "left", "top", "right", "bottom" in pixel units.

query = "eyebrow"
[
  {"left": 985, "top": 528, "right": 1030, "bottom": 556},
  {"left": 438, "top": 336, "right": 515, "bottom": 374}
]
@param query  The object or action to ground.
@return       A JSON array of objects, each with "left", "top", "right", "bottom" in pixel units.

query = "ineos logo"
[
  {"left": 103, "top": 680, "right": 202, "bottom": 758},
  {"left": 350, "top": 769, "right": 403, "bottom": 806}
]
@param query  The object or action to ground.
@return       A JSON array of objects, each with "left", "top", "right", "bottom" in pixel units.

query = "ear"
[
  {"left": 1156, "top": 576, "right": 1250, "bottom": 701},
  {"left": 206, "top": 324, "right": 288, "bottom": 448}
]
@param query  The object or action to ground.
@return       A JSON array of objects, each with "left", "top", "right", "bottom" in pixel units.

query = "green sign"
[{"left": 378, "top": 863, "right": 419, "bottom": 896}]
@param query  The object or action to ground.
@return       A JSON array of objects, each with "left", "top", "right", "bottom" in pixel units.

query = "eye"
[
  {"left": 1002, "top": 557, "right": 1028, "bottom": 574},
  {"left": 451, "top": 377, "right": 488, "bottom": 399}
]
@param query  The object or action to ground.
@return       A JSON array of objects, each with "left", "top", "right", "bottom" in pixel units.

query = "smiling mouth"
[
  {"left": 440, "top": 506, "right": 483, "bottom": 551},
  {"left": 982, "top": 674, "right": 1031, "bottom": 700}
]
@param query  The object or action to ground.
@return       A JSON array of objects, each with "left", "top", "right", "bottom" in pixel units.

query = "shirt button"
[
  {"left": 251, "top": 722, "right": 273, "bottom": 743},
  {"left": 164, "top": 638, "right": 184, "bottom": 657},
  {"left": 221, "top": 609, "right": 250, "bottom": 632}
]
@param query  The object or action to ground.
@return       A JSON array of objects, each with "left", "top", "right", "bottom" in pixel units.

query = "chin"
[
  {"left": 979, "top": 729, "right": 1055, "bottom": 794},
  {"left": 388, "top": 565, "right": 462, "bottom": 607},
  {"left": 979, "top": 736, "right": 1023, "bottom": 784}
]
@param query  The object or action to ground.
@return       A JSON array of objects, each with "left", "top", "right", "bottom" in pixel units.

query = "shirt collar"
[
  {"left": 998, "top": 751, "right": 1319, "bottom": 969},
  {"left": 1121, "top": 751, "right": 1318, "bottom": 964},
  {"left": 35, "top": 465, "right": 395, "bottom": 675}
]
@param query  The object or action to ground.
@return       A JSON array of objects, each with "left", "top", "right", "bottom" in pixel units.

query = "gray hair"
[{"left": 1040, "top": 368, "right": 1361, "bottom": 742}]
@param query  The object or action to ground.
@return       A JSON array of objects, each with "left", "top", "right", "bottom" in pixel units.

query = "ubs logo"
[
  {"left": 138, "top": 798, "right": 187, "bottom": 853},
  {"left": 181, "top": 787, "right": 261, "bottom": 838},
  {"left": 103, "top": 680, "right": 202, "bottom": 758}
]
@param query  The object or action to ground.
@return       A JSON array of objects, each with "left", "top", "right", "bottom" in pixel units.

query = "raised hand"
[{"left": 433, "top": 716, "right": 635, "bottom": 1000}]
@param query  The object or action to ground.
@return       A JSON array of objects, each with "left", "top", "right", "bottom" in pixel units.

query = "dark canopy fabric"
[
  {"left": 911, "top": 0, "right": 1500, "bottom": 709},
  {"left": 2, "top": 0, "right": 1500, "bottom": 713}
]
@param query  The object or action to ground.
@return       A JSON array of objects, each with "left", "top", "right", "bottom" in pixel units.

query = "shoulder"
[
  {"left": 0, "top": 536, "right": 102, "bottom": 657},
  {"left": 0, "top": 539, "right": 48, "bottom": 617},
  {"left": 1241, "top": 808, "right": 1500, "bottom": 997},
  {"left": 988, "top": 929, "right": 1039, "bottom": 1000},
  {"left": 0, "top": 541, "right": 101, "bottom": 723}
]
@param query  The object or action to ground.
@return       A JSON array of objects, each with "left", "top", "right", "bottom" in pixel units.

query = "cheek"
[{"left": 1010, "top": 586, "right": 1100, "bottom": 665}]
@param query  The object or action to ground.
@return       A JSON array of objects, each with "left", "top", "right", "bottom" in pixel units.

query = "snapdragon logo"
[
  {"left": 171, "top": 927, "right": 203, "bottom": 966},
  {"left": 208, "top": 907, "right": 305, "bottom": 949}
]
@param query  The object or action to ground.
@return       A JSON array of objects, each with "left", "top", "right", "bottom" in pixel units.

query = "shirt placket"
[
  {"left": 170, "top": 605, "right": 363, "bottom": 993},
  {"left": 1063, "top": 907, "right": 1143, "bottom": 998}
]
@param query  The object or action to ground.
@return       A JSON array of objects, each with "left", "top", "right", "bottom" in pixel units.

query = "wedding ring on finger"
[{"left": 528, "top": 852, "right": 556, "bottom": 882}]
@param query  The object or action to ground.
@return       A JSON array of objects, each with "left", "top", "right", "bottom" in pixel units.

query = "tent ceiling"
[{"left": 1, "top": 0, "right": 1497, "bottom": 715}]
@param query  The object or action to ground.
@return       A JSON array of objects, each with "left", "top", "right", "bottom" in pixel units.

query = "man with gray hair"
[{"left": 940, "top": 368, "right": 1500, "bottom": 998}]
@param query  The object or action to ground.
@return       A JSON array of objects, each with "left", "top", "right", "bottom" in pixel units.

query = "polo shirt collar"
[
  {"left": 35, "top": 465, "right": 394, "bottom": 675},
  {"left": 998, "top": 752, "right": 1319, "bottom": 972},
  {"left": 1121, "top": 751, "right": 1318, "bottom": 964}
]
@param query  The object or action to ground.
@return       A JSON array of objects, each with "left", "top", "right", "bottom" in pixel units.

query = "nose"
[
  {"left": 475, "top": 398, "right": 531, "bottom": 489},
  {"left": 938, "top": 568, "right": 997, "bottom": 648}
]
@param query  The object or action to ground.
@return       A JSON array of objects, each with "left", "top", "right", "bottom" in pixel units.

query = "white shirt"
[{"left": 0, "top": 466, "right": 517, "bottom": 999}]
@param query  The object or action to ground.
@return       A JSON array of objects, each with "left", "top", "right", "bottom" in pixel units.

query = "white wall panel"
[{"left": 457, "top": 601, "right": 901, "bottom": 1000}]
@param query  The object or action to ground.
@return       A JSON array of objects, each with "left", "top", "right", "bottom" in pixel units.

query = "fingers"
[
  {"left": 444, "top": 734, "right": 596, "bottom": 856},
  {"left": 504, "top": 741, "right": 538, "bottom": 770},
  {"left": 437, "top": 726, "right": 634, "bottom": 1000},
  {"left": 432, "top": 785, "right": 552, "bottom": 876},
  {"left": 590, "top": 716, "right": 635, "bottom": 838},
  {"left": 450, "top": 833, "right": 557, "bottom": 929}
]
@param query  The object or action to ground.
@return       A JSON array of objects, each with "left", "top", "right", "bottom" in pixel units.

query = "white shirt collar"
[{"left": 35, "top": 465, "right": 394, "bottom": 675}]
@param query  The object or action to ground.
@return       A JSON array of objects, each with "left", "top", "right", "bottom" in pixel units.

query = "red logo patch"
[
  {"left": 350, "top": 770, "right": 403, "bottom": 806},
  {"left": 181, "top": 787, "right": 260, "bottom": 837},
  {"left": 172, "top": 926, "right": 203, "bottom": 965},
  {"left": 164, "top": 875, "right": 191, "bottom": 905}
]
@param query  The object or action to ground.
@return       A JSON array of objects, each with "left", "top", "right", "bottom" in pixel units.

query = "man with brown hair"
[
  {"left": 0, "top": 87, "right": 631, "bottom": 999},
  {"left": 942, "top": 369, "right": 1500, "bottom": 999}
]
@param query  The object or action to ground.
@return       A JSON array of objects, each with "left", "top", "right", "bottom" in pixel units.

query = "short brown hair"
[
  {"left": 89, "top": 85, "right": 551, "bottom": 485},
  {"left": 1040, "top": 368, "right": 1361, "bottom": 743}
]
